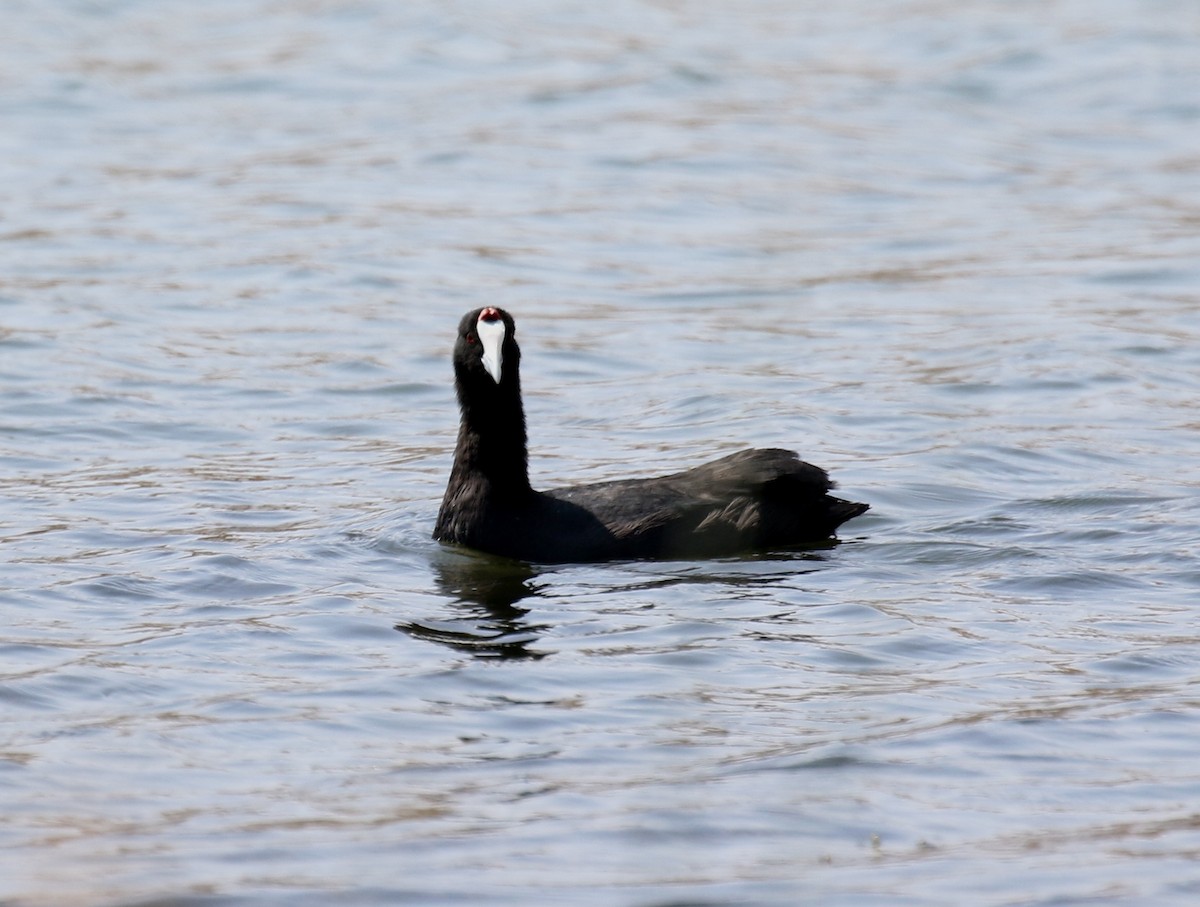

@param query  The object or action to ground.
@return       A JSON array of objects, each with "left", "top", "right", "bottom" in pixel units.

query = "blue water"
[{"left": 3, "top": 2, "right": 1200, "bottom": 905}]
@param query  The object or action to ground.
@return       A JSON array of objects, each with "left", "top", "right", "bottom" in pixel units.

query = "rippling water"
[{"left": 4, "top": 2, "right": 1200, "bottom": 905}]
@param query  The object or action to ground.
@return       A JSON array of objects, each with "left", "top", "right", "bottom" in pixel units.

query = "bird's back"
[{"left": 545, "top": 448, "right": 867, "bottom": 560}]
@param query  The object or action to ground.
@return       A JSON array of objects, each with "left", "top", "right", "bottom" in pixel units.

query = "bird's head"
[{"left": 453, "top": 306, "right": 520, "bottom": 389}]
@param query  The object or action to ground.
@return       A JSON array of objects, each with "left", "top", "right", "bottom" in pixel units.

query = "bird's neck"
[{"left": 452, "top": 378, "right": 532, "bottom": 495}]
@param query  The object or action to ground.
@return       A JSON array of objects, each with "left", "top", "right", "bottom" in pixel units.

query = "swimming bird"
[{"left": 433, "top": 307, "right": 868, "bottom": 563}]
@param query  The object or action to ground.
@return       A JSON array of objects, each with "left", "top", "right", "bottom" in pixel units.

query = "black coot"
[{"left": 434, "top": 307, "right": 868, "bottom": 563}]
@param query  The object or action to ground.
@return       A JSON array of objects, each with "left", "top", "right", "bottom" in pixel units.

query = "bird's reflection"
[{"left": 396, "top": 551, "right": 550, "bottom": 660}]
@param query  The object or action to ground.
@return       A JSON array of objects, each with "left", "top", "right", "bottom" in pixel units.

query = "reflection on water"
[
  {"left": 406, "top": 543, "right": 838, "bottom": 660},
  {"left": 399, "top": 552, "right": 549, "bottom": 659}
]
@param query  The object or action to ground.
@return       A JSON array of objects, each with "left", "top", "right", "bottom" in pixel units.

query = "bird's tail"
[{"left": 830, "top": 498, "right": 869, "bottom": 530}]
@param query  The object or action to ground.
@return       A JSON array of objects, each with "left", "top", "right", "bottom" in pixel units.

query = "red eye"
[{"left": 466, "top": 333, "right": 476, "bottom": 344}]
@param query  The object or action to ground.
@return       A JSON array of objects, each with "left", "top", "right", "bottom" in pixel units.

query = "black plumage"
[{"left": 433, "top": 307, "right": 868, "bottom": 563}]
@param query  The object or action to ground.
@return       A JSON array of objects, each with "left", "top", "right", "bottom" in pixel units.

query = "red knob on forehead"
[{"left": 479, "top": 307, "right": 502, "bottom": 322}]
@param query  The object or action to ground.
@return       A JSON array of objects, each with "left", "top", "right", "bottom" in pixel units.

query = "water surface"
[{"left": 3, "top": 2, "right": 1200, "bottom": 905}]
